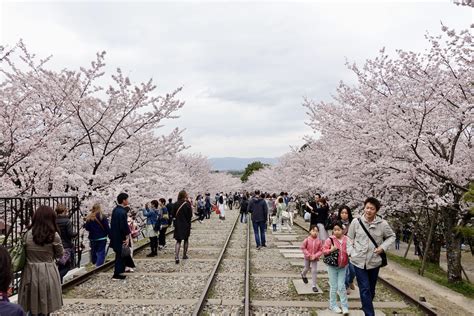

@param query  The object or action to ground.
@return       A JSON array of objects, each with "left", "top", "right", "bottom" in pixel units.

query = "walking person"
[
  {"left": 158, "top": 198, "right": 170, "bottom": 250},
  {"left": 204, "top": 193, "right": 212, "bottom": 219},
  {"left": 218, "top": 194, "right": 226, "bottom": 220},
  {"left": 347, "top": 197, "right": 395, "bottom": 316},
  {"left": 305, "top": 194, "right": 321, "bottom": 232},
  {"left": 18, "top": 206, "right": 64, "bottom": 315},
  {"left": 240, "top": 195, "right": 249, "bottom": 223},
  {"left": 84, "top": 203, "right": 110, "bottom": 267},
  {"left": 173, "top": 190, "right": 193, "bottom": 264},
  {"left": 300, "top": 225, "right": 323, "bottom": 292},
  {"left": 141, "top": 200, "right": 160, "bottom": 257},
  {"left": 125, "top": 210, "right": 138, "bottom": 272},
  {"left": 248, "top": 191, "right": 269, "bottom": 249},
  {"left": 323, "top": 221, "right": 351, "bottom": 315},
  {"left": 338, "top": 205, "right": 356, "bottom": 293},
  {"left": 110, "top": 193, "right": 132, "bottom": 280},
  {"left": 395, "top": 228, "right": 401, "bottom": 250},
  {"left": 197, "top": 195, "right": 205, "bottom": 223},
  {"left": 55, "top": 204, "right": 78, "bottom": 283},
  {"left": 0, "top": 245, "right": 26, "bottom": 315}
]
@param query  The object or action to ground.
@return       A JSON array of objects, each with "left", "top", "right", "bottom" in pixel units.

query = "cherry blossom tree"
[
  {"left": 0, "top": 41, "right": 186, "bottom": 201},
  {"left": 248, "top": 25, "right": 472, "bottom": 282}
]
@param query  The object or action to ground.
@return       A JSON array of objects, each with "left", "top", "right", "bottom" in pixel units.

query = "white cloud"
[{"left": 1, "top": 1, "right": 471, "bottom": 158}]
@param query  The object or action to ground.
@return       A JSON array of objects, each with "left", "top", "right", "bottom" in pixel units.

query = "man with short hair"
[
  {"left": 248, "top": 190, "right": 268, "bottom": 249},
  {"left": 347, "top": 197, "right": 395, "bottom": 316},
  {"left": 110, "top": 193, "right": 131, "bottom": 280}
]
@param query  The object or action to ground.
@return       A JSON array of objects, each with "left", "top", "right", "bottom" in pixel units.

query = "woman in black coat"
[{"left": 173, "top": 190, "right": 193, "bottom": 264}]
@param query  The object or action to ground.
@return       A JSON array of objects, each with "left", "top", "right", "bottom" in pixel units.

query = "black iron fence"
[{"left": 0, "top": 196, "right": 81, "bottom": 295}]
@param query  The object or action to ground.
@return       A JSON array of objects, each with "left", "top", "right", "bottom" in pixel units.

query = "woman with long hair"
[
  {"left": 84, "top": 203, "right": 110, "bottom": 267},
  {"left": 338, "top": 205, "right": 356, "bottom": 293},
  {"left": 218, "top": 194, "right": 226, "bottom": 220},
  {"left": 18, "top": 205, "right": 64, "bottom": 315},
  {"left": 173, "top": 190, "right": 193, "bottom": 264}
]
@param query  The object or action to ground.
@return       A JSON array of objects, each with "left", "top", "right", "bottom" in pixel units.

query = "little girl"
[
  {"left": 323, "top": 220, "right": 352, "bottom": 315},
  {"left": 270, "top": 210, "right": 278, "bottom": 232},
  {"left": 300, "top": 225, "right": 323, "bottom": 292}
]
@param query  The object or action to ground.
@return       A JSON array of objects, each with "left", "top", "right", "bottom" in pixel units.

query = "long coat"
[
  {"left": 110, "top": 205, "right": 130, "bottom": 252},
  {"left": 19, "top": 231, "right": 63, "bottom": 315},
  {"left": 172, "top": 201, "right": 192, "bottom": 241}
]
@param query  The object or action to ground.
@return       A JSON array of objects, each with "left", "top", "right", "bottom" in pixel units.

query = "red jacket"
[
  {"left": 300, "top": 236, "right": 323, "bottom": 260},
  {"left": 323, "top": 235, "right": 350, "bottom": 268}
]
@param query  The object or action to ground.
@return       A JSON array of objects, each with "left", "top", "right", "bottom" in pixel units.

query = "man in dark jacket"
[
  {"left": 248, "top": 191, "right": 268, "bottom": 249},
  {"left": 110, "top": 193, "right": 131, "bottom": 280}
]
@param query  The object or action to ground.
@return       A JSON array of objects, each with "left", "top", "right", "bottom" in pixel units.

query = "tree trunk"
[
  {"left": 420, "top": 208, "right": 439, "bottom": 276},
  {"left": 443, "top": 206, "right": 463, "bottom": 283},
  {"left": 425, "top": 233, "right": 442, "bottom": 265}
]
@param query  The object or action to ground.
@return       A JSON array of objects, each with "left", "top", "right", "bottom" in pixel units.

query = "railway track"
[{"left": 55, "top": 210, "right": 438, "bottom": 315}]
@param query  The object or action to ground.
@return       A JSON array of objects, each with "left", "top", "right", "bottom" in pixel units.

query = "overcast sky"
[{"left": 0, "top": 1, "right": 471, "bottom": 158}]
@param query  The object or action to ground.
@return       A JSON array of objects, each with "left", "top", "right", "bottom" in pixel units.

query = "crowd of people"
[{"left": 0, "top": 189, "right": 395, "bottom": 316}]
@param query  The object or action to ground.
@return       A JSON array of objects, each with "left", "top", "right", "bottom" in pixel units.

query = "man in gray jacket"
[
  {"left": 248, "top": 190, "right": 268, "bottom": 249},
  {"left": 347, "top": 197, "right": 395, "bottom": 316}
]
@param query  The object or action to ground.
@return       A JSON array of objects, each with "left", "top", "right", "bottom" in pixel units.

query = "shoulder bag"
[
  {"left": 358, "top": 218, "right": 387, "bottom": 267},
  {"left": 9, "top": 232, "right": 27, "bottom": 272},
  {"left": 173, "top": 202, "right": 187, "bottom": 227},
  {"left": 323, "top": 237, "right": 339, "bottom": 267}
]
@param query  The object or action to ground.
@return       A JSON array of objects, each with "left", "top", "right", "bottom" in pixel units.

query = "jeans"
[
  {"left": 90, "top": 239, "right": 107, "bottom": 267},
  {"left": 345, "top": 261, "right": 356, "bottom": 288},
  {"left": 252, "top": 220, "right": 266, "bottom": 247},
  {"left": 327, "top": 265, "right": 349, "bottom": 311},
  {"left": 395, "top": 239, "right": 400, "bottom": 250},
  {"left": 272, "top": 224, "right": 277, "bottom": 231},
  {"left": 301, "top": 259, "right": 318, "bottom": 287},
  {"left": 113, "top": 247, "right": 125, "bottom": 276},
  {"left": 354, "top": 265, "right": 380, "bottom": 316}
]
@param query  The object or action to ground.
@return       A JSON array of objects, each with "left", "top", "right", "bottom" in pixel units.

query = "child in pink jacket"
[
  {"left": 322, "top": 220, "right": 352, "bottom": 315},
  {"left": 300, "top": 225, "right": 323, "bottom": 292}
]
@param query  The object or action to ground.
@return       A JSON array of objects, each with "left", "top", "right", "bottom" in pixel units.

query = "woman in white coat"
[{"left": 218, "top": 195, "right": 226, "bottom": 220}]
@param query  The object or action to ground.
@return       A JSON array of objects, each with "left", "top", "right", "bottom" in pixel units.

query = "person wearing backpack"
[
  {"left": 158, "top": 198, "right": 170, "bottom": 250},
  {"left": 140, "top": 200, "right": 160, "bottom": 257}
]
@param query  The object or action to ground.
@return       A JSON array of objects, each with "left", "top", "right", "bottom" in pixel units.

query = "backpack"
[{"left": 161, "top": 207, "right": 170, "bottom": 228}]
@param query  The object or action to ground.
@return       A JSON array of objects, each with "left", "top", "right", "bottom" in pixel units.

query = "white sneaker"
[
  {"left": 329, "top": 306, "right": 342, "bottom": 314},
  {"left": 342, "top": 308, "right": 349, "bottom": 316}
]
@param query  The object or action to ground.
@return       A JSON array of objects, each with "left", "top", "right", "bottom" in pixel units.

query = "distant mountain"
[{"left": 208, "top": 157, "right": 278, "bottom": 171}]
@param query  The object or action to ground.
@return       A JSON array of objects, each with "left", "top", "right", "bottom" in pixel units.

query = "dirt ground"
[
  {"left": 390, "top": 241, "right": 474, "bottom": 281},
  {"left": 380, "top": 260, "right": 474, "bottom": 316}
]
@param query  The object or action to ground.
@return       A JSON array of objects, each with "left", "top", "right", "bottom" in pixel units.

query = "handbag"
[
  {"left": 323, "top": 237, "right": 339, "bottom": 267},
  {"left": 358, "top": 218, "right": 388, "bottom": 267},
  {"left": 281, "top": 210, "right": 290, "bottom": 220},
  {"left": 9, "top": 233, "right": 26, "bottom": 273},
  {"left": 121, "top": 243, "right": 131, "bottom": 258},
  {"left": 58, "top": 248, "right": 73, "bottom": 265}
]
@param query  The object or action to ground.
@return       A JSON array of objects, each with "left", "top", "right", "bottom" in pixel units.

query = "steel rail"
[
  {"left": 244, "top": 218, "right": 250, "bottom": 316},
  {"left": 191, "top": 214, "right": 240, "bottom": 316},
  {"left": 293, "top": 221, "right": 438, "bottom": 316},
  {"left": 62, "top": 219, "right": 196, "bottom": 292}
]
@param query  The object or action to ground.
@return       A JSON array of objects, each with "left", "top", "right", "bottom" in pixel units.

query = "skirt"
[{"left": 145, "top": 224, "right": 159, "bottom": 238}]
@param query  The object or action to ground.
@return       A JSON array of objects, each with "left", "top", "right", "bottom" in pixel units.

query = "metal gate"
[{"left": 0, "top": 196, "right": 81, "bottom": 295}]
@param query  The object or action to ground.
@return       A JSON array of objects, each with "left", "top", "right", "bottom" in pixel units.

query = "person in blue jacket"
[
  {"left": 84, "top": 203, "right": 110, "bottom": 267},
  {"left": 140, "top": 200, "right": 160, "bottom": 257}
]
